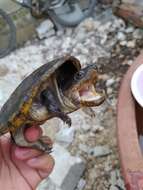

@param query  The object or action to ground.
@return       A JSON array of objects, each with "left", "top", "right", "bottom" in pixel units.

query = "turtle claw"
[
  {"left": 56, "top": 112, "right": 72, "bottom": 127},
  {"left": 65, "top": 117, "right": 72, "bottom": 127},
  {"left": 39, "top": 135, "right": 53, "bottom": 153}
]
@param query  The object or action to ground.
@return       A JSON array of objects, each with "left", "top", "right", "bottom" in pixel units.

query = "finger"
[
  {"left": 27, "top": 154, "right": 55, "bottom": 176},
  {"left": 24, "top": 125, "right": 43, "bottom": 142},
  {"left": 14, "top": 125, "right": 43, "bottom": 159},
  {"left": 14, "top": 146, "right": 42, "bottom": 160}
]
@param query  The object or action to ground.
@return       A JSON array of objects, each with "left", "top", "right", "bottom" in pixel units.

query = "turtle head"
[{"left": 57, "top": 60, "right": 105, "bottom": 110}]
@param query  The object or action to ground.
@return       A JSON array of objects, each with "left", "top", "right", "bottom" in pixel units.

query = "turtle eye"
[{"left": 74, "top": 71, "right": 85, "bottom": 80}]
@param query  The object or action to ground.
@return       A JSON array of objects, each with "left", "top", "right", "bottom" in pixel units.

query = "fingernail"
[
  {"left": 39, "top": 170, "right": 50, "bottom": 178},
  {"left": 27, "top": 158, "right": 37, "bottom": 166},
  {"left": 15, "top": 147, "right": 34, "bottom": 159}
]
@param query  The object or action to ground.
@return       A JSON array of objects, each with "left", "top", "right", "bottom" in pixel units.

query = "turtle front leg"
[
  {"left": 11, "top": 125, "right": 53, "bottom": 153},
  {"left": 41, "top": 89, "right": 72, "bottom": 126}
]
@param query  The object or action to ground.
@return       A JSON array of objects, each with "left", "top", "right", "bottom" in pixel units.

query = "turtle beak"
[{"left": 73, "top": 83, "right": 105, "bottom": 107}]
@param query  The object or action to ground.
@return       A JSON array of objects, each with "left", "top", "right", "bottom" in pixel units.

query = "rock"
[
  {"left": 110, "top": 170, "right": 117, "bottom": 186},
  {"left": 109, "top": 169, "right": 125, "bottom": 189},
  {"left": 0, "top": 90, "right": 4, "bottom": 103},
  {"left": 46, "top": 29, "right": 56, "bottom": 38},
  {"left": 79, "top": 144, "right": 91, "bottom": 154},
  {"left": 133, "top": 29, "right": 143, "bottom": 39},
  {"left": 79, "top": 144, "right": 111, "bottom": 157},
  {"left": 0, "top": 64, "right": 9, "bottom": 76},
  {"left": 55, "top": 127, "right": 75, "bottom": 147},
  {"left": 125, "top": 27, "right": 134, "bottom": 34},
  {"left": 100, "top": 34, "right": 108, "bottom": 44},
  {"left": 106, "top": 78, "right": 115, "bottom": 87},
  {"left": 77, "top": 18, "right": 101, "bottom": 32},
  {"left": 127, "top": 60, "right": 133, "bottom": 65},
  {"left": 109, "top": 185, "right": 119, "bottom": 190},
  {"left": 76, "top": 179, "right": 86, "bottom": 190},
  {"left": 74, "top": 31, "right": 86, "bottom": 43},
  {"left": 37, "top": 144, "right": 85, "bottom": 190},
  {"left": 101, "top": 0, "right": 113, "bottom": 5},
  {"left": 37, "top": 178, "right": 56, "bottom": 190},
  {"left": 92, "top": 125, "right": 104, "bottom": 132},
  {"left": 82, "top": 18, "right": 96, "bottom": 32},
  {"left": 42, "top": 118, "right": 60, "bottom": 141},
  {"left": 68, "top": 110, "right": 92, "bottom": 132},
  {"left": 92, "top": 145, "right": 112, "bottom": 157},
  {"left": 127, "top": 40, "right": 136, "bottom": 48},
  {"left": 117, "top": 32, "right": 126, "bottom": 41},
  {"left": 119, "top": 40, "right": 127, "bottom": 46},
  {"left": 107, "top": 87, "right": 113, "bottom": 95},
  {"left": 98, "top": 21, "right": 112, "bottom": 33},
  {"left": 36, "top": 19, "right": 55, "bottom": 39}
]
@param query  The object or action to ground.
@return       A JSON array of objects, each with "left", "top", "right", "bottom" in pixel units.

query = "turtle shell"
[{"left": 0, "top": 55, "right": 81, "bottom": 133}]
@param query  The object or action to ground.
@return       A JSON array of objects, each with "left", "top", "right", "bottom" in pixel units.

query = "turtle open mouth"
[{"left": 71, "top": 81, "right": 105, "bottom": 107}]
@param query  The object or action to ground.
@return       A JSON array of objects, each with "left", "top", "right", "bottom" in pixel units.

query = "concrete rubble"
[
  {"left": 36, "top": 19, "right": 55, "bottom": 39},
  {"left": 37, "top": 144, "right": 85, "bottom": 190}
]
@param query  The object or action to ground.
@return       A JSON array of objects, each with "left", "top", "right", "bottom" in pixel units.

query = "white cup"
[{"left": 131, "top": 64, "right": 143, "bottom": 107}]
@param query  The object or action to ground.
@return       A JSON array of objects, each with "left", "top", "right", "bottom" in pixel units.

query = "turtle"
[{"left": 0, "top": 55, "right": 105, "bottom": 153}]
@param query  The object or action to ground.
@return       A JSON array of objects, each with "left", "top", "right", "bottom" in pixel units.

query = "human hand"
[{"left": 0, "top": 125, "right": 54, "bottom": 190}]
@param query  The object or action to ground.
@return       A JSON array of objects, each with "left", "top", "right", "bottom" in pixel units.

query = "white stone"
[
  {"left": 92, "top": 125, "right": 104, "bottom": 132},
  {"left": 110, "top": 170, "right": 117, "bottom": 186},
  {"left": 109, "top": 185, "right": 119, "bottom": 190},
  {"left": 51, "top": 144, "right": 85, "bottom": 188},
  {"left": 126, "top": 60, "right": 133, "bottom": 66},
  {"left": 79, "top": 144, "right": 90, "bottom": 154},
  {"left": 37, "top": 178, "right": 56, "bottom": 190},
  {"left": 55, "top": 127, "right": 75, "bottom": 147},
  {"left": 93, "top": 146, "right": 111, "bottom": 157},
  {"left": 36, "top": 19, "right": 55, "bottom": 39},
  {"left": 0, "top": 64, "right": 9, "bottom": 76},
  {"left": 106, "top": 78, "right": 115, "bottom": 87},
  {"left": 79, "top": 144, "right": 111, "bottom": 157},
  {"left": 127, "top": 40, "right": 136, "bottom": 48},
  {"left": 133, "top": 29, "right": 143, "bottom": 39},
  {"left": 38, "top": 144, "right": 85, "bottom": 190},
  {"left": 82, "top": 18, "right": 96, "bottom": 31},
  {"left": 0, "top": 90, "right": 4, "bottom": 102},
  {"left": 107, "top": 87, "right": 113, "bottom": 95},
  {"left": 125, "top": 26, "right": 134, "bottom": 33},
  {"left": 119, "top": 40, "right": 127, "bottom": 46},
  {"left": 117, "top": 32, "right": 126, "bottom": 41},
  {"left": 76, "top": 179, "right": 86, "bottom": 190}
]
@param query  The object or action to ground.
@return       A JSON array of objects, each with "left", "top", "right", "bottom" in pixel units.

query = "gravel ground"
[{"left": 0, "top": 4, "right": 143, "bottom": 190}]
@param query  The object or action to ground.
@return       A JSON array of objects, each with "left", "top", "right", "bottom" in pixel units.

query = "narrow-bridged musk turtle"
[{"left": 0, "top": 55, "right": 105, "bottom": 153}]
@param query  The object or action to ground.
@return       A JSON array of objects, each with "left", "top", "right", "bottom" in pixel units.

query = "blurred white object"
[
  {"left": 36, "top": 20, "right": 55, "bottom": 39},
  {"left": 37, "top": 144, "right": 85, "bottom": 190},
  {"left": 131, "top": 64, "right": 143, "bottom": 107},
  {"left": 55, "top": 127, "right": 75, "bottom": 147}
]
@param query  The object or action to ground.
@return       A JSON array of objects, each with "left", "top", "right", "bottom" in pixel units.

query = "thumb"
[{"left": 24, "top": 125, "right": 43, "bottom": 142}]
